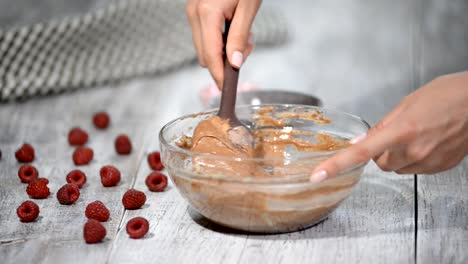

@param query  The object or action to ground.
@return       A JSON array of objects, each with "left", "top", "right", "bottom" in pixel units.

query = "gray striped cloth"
[{"left": 0, "top": 0, "right": 287, "bottom": 101}]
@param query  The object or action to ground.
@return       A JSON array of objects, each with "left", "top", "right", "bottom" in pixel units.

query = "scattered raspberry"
[
  {"left": 93, "top": 112, "right": 110, "bottom": 129},
  {"left": 115, "top": 134, "right": 132, "bottom": 155},
  {"left": 83, "top": 219, "right": 106, "bottom": 244},
  {"left": 122, "top": 189, "right": 146, "bottom": 210},
  {"left": 26, "top": 178, "right": 50, "bottom": 199},
  {"left": 18, "top": 165, "right": 39, "bottom": 183},
  {"left": 56, "top": 183, "right": 80, "bottom": 205},
  {"left": 147, "top": 151, "right": 164, "bottom": 171},
  {"left": 126, "top": 217, "right": 149, "bottom": 239},
  {"left": 145, "top": 172, "right": 168, "bottom": 192},
  {"left": 85, "top": 201, "right": 110, "bottom": 222},
  {"left": 66, "top": 170, "right": 87, "bottom": 188},
  {"left": 68, "top": 127, "right": 89, "bottom": 146},
  {"left": 73, "top": 146, "right": 94, "bottom": 165},
  {"left": 100, "top": 165, "right": 121, "bottom": 187},
  {"left": 15, "top": 143, "right": 35, "bottom": 163},
  {"left": 16, "top": 200, "right": 40, "bottom": 222}
]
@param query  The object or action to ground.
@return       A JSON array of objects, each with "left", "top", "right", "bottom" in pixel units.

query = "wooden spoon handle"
[{"left": 218, "top": 20, "right": 240, "bottom": 125}]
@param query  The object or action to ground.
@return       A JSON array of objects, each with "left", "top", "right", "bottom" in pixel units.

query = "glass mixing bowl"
[{"left": 160, "top": 104, "right": 370, "bottom": 233}]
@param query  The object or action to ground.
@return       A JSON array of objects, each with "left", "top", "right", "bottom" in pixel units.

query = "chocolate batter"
[
  {"left": 170, "top": 107, "right": 360, "bottom": 233},
  {"left": 182, "top": 106, "right": 348, "bottom": 170}
]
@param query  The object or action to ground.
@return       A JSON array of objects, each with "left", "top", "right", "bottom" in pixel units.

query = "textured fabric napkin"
[{"left": 0, "top": 0, "right": 287, "bottom": 101}]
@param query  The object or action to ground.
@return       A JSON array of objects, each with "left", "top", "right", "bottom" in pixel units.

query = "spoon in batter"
[
  {"left": 190, "top": 21, "right": 254, "bottom": 157},
  {"left": 217, "top": 20, "right": 254, "bottom": 152}
]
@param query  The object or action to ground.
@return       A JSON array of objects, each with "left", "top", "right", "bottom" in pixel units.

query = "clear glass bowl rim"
[{"left": 159, "top": 104, "right": 371, "bottom": 179}]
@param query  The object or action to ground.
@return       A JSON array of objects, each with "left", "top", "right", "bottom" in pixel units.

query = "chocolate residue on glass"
[
  {"left": 176, "top": 106, "right": 348, "bottom": 160},
  {"left": 169, "top": 106, "right": 363, "bottom": 233}
]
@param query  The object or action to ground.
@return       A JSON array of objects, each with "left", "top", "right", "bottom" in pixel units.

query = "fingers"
[
  {"left": 186, "top": 0, "right": 205, "bottom": 66},
  {"left": 368, "top": 98, "right": 409, "bottom": 160},
  {"left": 395, "top": 152, "right": 464, "bottom": 175},
  {"left": 373, "top": 146, "right": 413, "bottom": 172},
  {"left": 198, "top": 3, "right": 226, "bottom": 88},
  {"left": 226, "top": 0, "right": 261, "bottom": 68},
  {"left": 186, "top": 0, "right": 261, "bottom": 88},
  {"left": 368, "top": 96, "right": 409, "bottom": 137},
  {"left": 243, "top": 33, "right": 255, "bottom": 60},
  {"left": 310, "top": 124, "right": 400, "bottom": 182},
  {"left": 395, "top": 138, "right": 466, "bottom": 174}
]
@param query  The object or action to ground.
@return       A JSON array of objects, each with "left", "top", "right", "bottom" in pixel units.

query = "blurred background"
[{"left": 0, "top": 0, "right": 467, "bottom": 124}]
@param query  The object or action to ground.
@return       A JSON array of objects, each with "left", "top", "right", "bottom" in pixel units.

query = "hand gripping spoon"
[{"left": 217, "top": 20, "right": 254, "bottom": 153}]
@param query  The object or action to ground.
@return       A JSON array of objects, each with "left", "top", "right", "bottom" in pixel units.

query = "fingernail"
[
  {"left": 310, "top": 170, "right": 328, "bottom": 183},
  {"left": 231, "top": 51, "right": 243, "bottom": 68},
  {"left": 349, "top": 133, "right": 367, "bottom": 144},
  {"left": 248, "top": 34, "right": 255, "bottom": 45}
]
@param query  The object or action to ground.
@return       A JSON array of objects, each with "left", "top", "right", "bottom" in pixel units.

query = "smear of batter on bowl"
[{"left": 176, "top": 106, "right": 348, "bottom": 178}]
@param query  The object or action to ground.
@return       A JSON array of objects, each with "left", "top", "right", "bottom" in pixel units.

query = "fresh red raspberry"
[
  {"left": 15, "top": 143, "right": 35, "bottom": 163},
  {"left": 16, "top": 200, "right": 40, "bottom": 222},
  {"left": 100, "top": 165, "right": 121, "bottom": 187},
  {"left": 85, "top": 201, "right": 110, "bottom": 222},
  {"left": 56, "top": 183, "right": 80, "bottom": 205},
  {"left": 147, "top": 151, "right": 164, "bottom": 171},
  {"left": 122, "top": 189, "right": 146, "bottom": 210},
  {"left": 18, "top": 165, "right": 39, "bottom": 183},
  {"left": 93, "top": 112, "right": 110, "bottom": 129},
  {"left": 66, "top": 170, "right": 87, "bottom": 188},
  {"left": 145, "top": 172, "right": 168, "bottom": 192},
  {"left": 83, "top": 219, "right": 106, "bottom": 244},
  {"left": 26, "top": 178, "right": 50, "bottom": 199},
  {"left": 126, "top": 217, "right": 149, "bottom": 239},
  {"left": 115, "top": 134, "right": 132, "bottom": 155},
  {"left": 68, "top": 127, "right": 89, "bottom": 146},
  {"left": 73, "top": 146, "right": 94, "bottom": 165}
]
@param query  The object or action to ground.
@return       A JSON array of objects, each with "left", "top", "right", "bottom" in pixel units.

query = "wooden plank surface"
[
  {"left": 0, "top": 80, "right": 174, "bottom": 263},
  {"left": 8, "top": 0, "right": 468, "bottom": 263},
  {"left": 107, "top": 162, "right": 414, "bottom": 264},
  {"left": 416, "top": 0, "right": 468, "bottom": 263},
  {"left": 417, "top": 159, "right": 468, "bottom": 263},
  {"left": 108, "top": 0, "right": 417, "bottom": 263}
]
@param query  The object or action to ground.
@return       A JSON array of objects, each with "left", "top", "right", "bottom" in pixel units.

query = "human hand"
[
  {"left": 186, "top": 0, "right": 261, "bottom": 88},
  {"left": 311, "top": 71, "right": 468, "bottom": 182}
]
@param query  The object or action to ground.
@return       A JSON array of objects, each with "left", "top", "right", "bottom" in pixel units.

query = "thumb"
[{"left": 226, "top": 0, "right": 261, "bottom": 69}]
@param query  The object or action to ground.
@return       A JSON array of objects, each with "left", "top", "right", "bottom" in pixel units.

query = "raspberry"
[
  {"left": 26, "top": 178, "right": 50, "bottom": 199},
  {"left": 16, "top": 201, "right": 40, "bottom": 222},
  {"left": 126, "top": 217, "right": 149, "bottom": 239},
  {"left": 93, "top": 112, "right": 110, "bottom": 129},
  {"left": 15, "top": 143, "right": 35, "bottom": 163},
  {"left": 66, "top": 170, "right": 87, "bottom": 188},
  {"left": 115, "top": 134, "right": 132, "bottom": 155},
  {"left": 122, "top": 189, "right": 146, "bottom": 210},
  {"left": 83, "top": 219, "right": 106, "bottom": 244},
  {"left": 100, "top": 165, "right": 121, "bottom": 187},
  {"left": 85, "top": 201, "right": 110, "bottom": 222},
  {"left": 73, "top": 146, "right": 93, "bottom": 165},
  {"left": 57, "top": 183, "right": 80, "bottom": 205},
  {"left": 68, "top": 127, "right": 89, "bottom": 146},
  {"left": 18, "top": 165, "right": 39, "bottom": 183},
  {"left": 147, "top": 151, "right": 164, "bottom": 171},
  {"left": 145, "top": 172, "right": 168, "bottom": 192}
]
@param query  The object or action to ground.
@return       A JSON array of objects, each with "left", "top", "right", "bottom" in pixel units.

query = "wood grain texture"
[
  {"left": 105, "top": 0, "right": 417, "bottom": 262},
  {"left": 0, "top": 0, "right": 448, "bottom": 263},
  {"left": 417, "top": 159, "right": 468, "bottom": 263},
  {"left": 107, "top": 162, "right": 414, "bottom": 264},
  {"left": 0, "top": 80, "right": 168, "bottom": 263}
]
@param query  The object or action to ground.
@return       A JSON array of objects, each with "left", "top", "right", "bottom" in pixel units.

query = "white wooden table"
[{"left": 1, "top": 0, "right": 467, "bottom": 263}]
